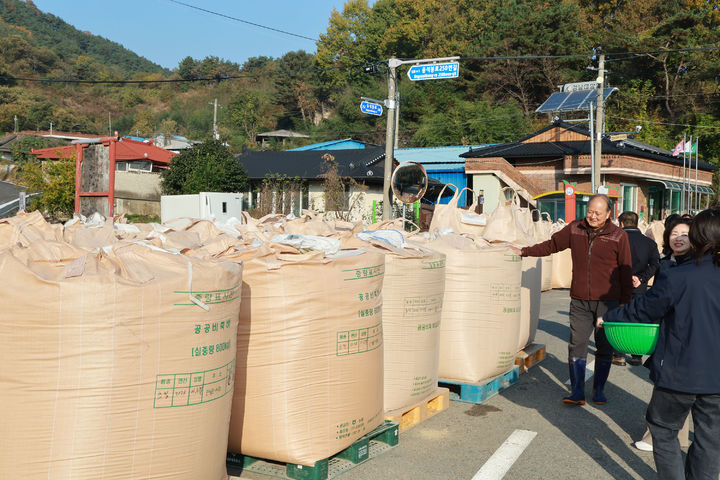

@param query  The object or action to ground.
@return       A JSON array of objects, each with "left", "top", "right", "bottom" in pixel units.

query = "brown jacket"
[{"left": 522, "top": 219, "right": 633, "bottom": 304}]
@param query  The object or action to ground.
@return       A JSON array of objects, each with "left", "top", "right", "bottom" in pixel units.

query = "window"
[
  {"left": 621, "top": 184, "right": 637, "bottom": 213},
  {"left": 115, "top": 162, "right": 128, "bottom": 171},
  {"left": 222, "top": 201, "right": 227, "bottom": 213}
]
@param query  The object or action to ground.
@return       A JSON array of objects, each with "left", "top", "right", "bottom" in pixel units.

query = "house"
[
  {"left": 256, "top": 129, "right": 309, "bottom": 148},
  {"left": 236, "top": 147, "right": 386, "bottom": 222},
  {"left": 0, "top": 130, "right": 99, "bottom": 162},
  {"left": 31, "top": 137, "right": 176, "bottom": 217},
  {"left": 461, "top": 120, "right": 716, "bottom": 220}
]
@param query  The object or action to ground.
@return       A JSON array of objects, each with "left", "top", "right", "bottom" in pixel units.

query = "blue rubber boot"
[
  {"left": 563, "top": 358, "right": 586, "bottom": 405},
  {"left": 592, "top": 358, "right": 612, "bottom": 405}
]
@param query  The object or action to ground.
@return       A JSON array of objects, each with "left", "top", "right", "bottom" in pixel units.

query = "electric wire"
[{"left": 166, "top": 0, "right": 317, "bottom": 42}]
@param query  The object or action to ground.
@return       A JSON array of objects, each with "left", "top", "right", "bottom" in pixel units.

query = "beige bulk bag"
[
  {"left": 519, "top": 256, "right": 542, "bottom": 350},
  {"left": 0, "top": 241, "right": 243, "bottom": 480},
  {"left": 0, "top": 210, "right": 63, "bottom": 249},
  {"left": 550, "top": 220, "right": 572, "bottom": 289},
  {"left": 415, "top": 234, "right": 522, "bottom": 383},
  {"left": 348, "top": 230, "right": 446, "bottom": 413},
  {"left": 638, "top": 217, "right": 649, "bottom": 234},
  {"left": 535, "top": 212, "right": 553, "bottom": 291},
  {"left": 646, "top": 220, "right": 665, "bottom": 254},
  {"left": 226, "top": 247, "right": 385, "bottom": 466},
  {"left": 429, "top": 185, "right": 486, "bottom": 236},
  {"left": 483, "top": 187, "right": 534, "bottom": 245}
]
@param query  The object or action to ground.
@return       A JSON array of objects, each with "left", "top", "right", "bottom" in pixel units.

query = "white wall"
[
  {"left": 473, "top": 174, "right": 503, "bottom": 214},
  {"left": 308, "top": 181, "right": 383, "bottom": 224}
]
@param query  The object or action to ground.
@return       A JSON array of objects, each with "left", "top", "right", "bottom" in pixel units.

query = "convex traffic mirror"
[{"left": 391, "top": 161, "right": 428, "bottom": 204}]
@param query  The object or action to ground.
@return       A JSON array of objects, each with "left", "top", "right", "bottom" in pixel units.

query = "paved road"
[{"left": 231, "top": 289, "right": 666, "bottom": 480}]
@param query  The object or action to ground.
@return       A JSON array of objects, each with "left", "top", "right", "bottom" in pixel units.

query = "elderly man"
[{"left": 511, "top": 194, "right": 633, "bottom": 405}]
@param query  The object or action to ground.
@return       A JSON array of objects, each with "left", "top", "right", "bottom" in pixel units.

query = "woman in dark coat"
[{"left": 600, "top": 209, "right": 720, "bottom": 480}]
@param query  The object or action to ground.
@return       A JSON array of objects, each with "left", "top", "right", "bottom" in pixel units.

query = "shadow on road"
[{"left": 504, "top": 354, "right": 657, "bottom": 479}]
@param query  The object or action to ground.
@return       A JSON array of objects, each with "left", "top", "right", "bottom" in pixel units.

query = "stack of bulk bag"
[
  {"left": 0, "top": 233, "right": 243, "bottom": 479},
  {"left": 550, "top": 220, "right": 573, "bottom": 289},
  {"left": 481, "top": 187, "right": 542, "bottom": 352},
  {"left": 0, "top": 210, "right": 63, "bottom": 250},
  {"left": 351, "top": 226, "right": 446, "bottom": 413},
  {"left": 536, "top": 213, "right": 554, "bottom": 291},
  {"left": 414, "top": 233, "right": 522, "bottom": 383},
  {"left": 429, "top": 185, "right": 486, "bottom": 236},
  {"left": 222, "top": 239, "right": 385, "bottom": 466}
]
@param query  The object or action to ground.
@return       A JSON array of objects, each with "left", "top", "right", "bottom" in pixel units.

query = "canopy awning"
[{"left": 646, "top": 179, "right": 714, "bottom": 195}]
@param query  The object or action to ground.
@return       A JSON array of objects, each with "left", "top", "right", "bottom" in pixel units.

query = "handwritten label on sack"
[
  {"left": 404, "top": 294, "right": 443, "bottom": 317},
  {"left": 336, "top": 322, "right": 382, "bottom": 356},
  {"left": 421, "top": 259, "right": 446, "bottom": 270},
  {"left": 154, "top": 360, "right": 234, "bottom": 408},
  {"left": 489, "top": 283, "right": 520, "bottom": 305}
]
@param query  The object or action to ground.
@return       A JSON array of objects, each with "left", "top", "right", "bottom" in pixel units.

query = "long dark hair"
[
  {"left": 663, "top": 217, "right": 693, "bottom": 256},
  {"left": 689, "top": 209, "right": 720, "bottom": 266}
]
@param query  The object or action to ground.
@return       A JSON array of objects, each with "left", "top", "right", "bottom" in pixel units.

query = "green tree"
[
  {"left": 11, "top": 136, "right": 65, "bottom": 162},
  {"left": 18, "top": 158, "right": 75, "bottom": 219},
  {"left": 160, "top": 140, "right": 248, "bottom": 195},
  {"left": 228, "top": 90, "right": 266, "bottom": 144}
]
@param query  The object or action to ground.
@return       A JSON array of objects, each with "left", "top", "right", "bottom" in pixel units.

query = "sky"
[{"left": 31, "top": 0, "right": 356, "bottom": 70}]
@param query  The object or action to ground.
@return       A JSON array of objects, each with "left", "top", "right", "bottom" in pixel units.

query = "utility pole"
[
  {"left": 13, "top": 115, "right": 18, "bottom": 134},
  {"left": 593, "top": 53, "right": 605, "bottom": 193},
  {"left": 382, "top": 58, "right": 399, "bottom": 220},
  {"left": 212, "top": 98, "right": 219, "bottom": 140},
  {"left": 49, "top": 121, "right": 53, "bottom": 136},
  {"left": 394, "top": 90, "right": 400, "bottom": 149}
]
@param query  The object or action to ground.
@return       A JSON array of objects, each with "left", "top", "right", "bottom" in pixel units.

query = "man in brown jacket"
[{"left": 511, "top": 194, "right": 633, "bottom": 405}]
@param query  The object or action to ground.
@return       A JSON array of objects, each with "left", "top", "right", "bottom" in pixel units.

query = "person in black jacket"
[
  {"left": 600, "top": 209, "right": 720, "bottom": 480},
  {"left": 614, "top": 211, "right": 660, "bottom": 366}
]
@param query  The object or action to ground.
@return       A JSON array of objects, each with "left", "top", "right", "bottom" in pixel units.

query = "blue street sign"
[
  {"left": 406, "top": 62, "right": 459, "bottom": 81},
  {"left": 360, "top": 101, "right": 383, "bottom": 116}
]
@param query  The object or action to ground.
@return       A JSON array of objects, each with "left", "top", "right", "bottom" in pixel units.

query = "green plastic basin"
[{"left": 603, "top": 322, "right": 660, "bottom": 355}]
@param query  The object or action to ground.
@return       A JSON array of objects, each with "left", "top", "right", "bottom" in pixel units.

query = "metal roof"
[
  {"left": 646, "top": 178, "right": 714, "bottom": 195},
  {"left": 288, "top": 139, "right": 376, "bottom": 151}
]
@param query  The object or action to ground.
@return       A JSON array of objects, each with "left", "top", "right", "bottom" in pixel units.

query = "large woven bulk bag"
[
  {"left": 349, "top": 230, "right": 446, "bottom": 413},
  {"left": 535, "top": 213, "right": 553, "bottom": 291},
  {"left": 429, "top": 186, "right": 486, "bottom": 236},
  {"left": 519, "top": 256, "right": 542, "bottom": 350},
  {"left": 0, "top": 210, "right": 63, "bottom": 250},
  {"left": 550, "top": 220, "right": 572, "bottom": 289},
  {"left": 483, "top": 187, "right": 534, "bottom": 245},
  {"left": 415, "top": 234, "right": 522, "bottom": 383},
  {"left": 226, "top": 247, "right": 385, "bottom": 466},
  {"left": 0, "top": 240, "right": 243, "bottom": 480},
  {"left": 646, "top": 220, "right": 665, "bottom": 254}
]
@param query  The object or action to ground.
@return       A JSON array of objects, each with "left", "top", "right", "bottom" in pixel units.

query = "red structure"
[{"left": 32, "top": 136, "right": 175, "bottom": 216}]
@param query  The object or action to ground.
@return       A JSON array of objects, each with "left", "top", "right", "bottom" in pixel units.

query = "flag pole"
[
  {"left": 695, "top": 137, "right": 700, "bottom": 212},
  {"left": 682, "top": 133, "right": 686, "bottom": 214}
]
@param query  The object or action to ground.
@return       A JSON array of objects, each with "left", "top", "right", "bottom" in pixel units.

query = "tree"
[
  {"left": 160, "top": 140, "right": 248, "bottom": 195},
  {"left": 11, "top": 136, "right": 65, "bottom": 162},
  {"left": 18, "top": 157, "right": 75, "bottom": 220},
  {"left": 228, "top": 90, "right": 265, "bottom": 144},
  {"left": 130, "top": 109, "right": 154, "bottom": 137}
]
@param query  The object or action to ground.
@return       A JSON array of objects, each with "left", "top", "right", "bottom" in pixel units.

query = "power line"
[
  {"left": 607, "top": 115, "right": 720, "bottom": 130},
  {"left": 166, "top": 0, "right": 317, "bottom": 42}
]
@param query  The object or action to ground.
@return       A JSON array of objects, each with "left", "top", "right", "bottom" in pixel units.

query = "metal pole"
[
  {"left": 383, "top": 58, "right": 399, "bottom": 220},
  {"left": 394, "top": 89, "right": 400, "bottom": 149},
  {"left": 695, "top": 137, "right": 700, "bottom": 212},
  {"left": 213, "top": 98, "right": 219, "bottom": 140},
  {"left": 589, "top": 104, "right": 595, "bottom": 193},
  {"left": 681, "top": 133, "right": 686, "bottom": 214},
  {"left": 593, "top": 54, "right": 605, "bottom": 193}
]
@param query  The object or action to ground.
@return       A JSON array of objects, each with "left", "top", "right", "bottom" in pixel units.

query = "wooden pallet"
[
  {"left": 438, "top": 366, "right": 520, "bottom": 404},
  {"left": 227, "top": 420, "right": 399, "bottom": 480},
  {"left": 515, "top": 343, "right": 547, "bottom": 374},
  {"left": 384, "top": 387, "right": 450, "bottom": 433}
]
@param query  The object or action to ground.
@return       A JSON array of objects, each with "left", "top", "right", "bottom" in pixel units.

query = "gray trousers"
[
  {"left": 568, "top": 298, "right": 617, "bottom": 360},
  {"left": 647, "top": 387, "right": 720, "bottom": 480}
]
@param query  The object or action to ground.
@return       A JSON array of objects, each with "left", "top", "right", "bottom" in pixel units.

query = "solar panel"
[{"left": 535, "top": 88, "right": 618, "bottom": 113}]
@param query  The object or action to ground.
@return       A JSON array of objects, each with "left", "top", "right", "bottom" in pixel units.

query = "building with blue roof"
[
  {"left": 287, "top": 138, "right": 378, "bottom": 151},
  {"left": 395, "top": 145, "right": 491, "bottom": 207}
]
